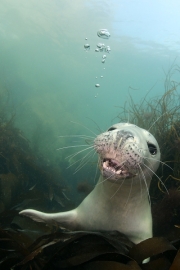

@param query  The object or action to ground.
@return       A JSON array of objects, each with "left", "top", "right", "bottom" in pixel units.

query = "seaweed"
[
  {"left": 0, "top": 116, "right": 70, "bottom": 216},
  {"left": 0, "top": 227, "right": 179, "bottom": 269},
  {"left": 0, "top": 86, "right": 73, "bottom": 233}
]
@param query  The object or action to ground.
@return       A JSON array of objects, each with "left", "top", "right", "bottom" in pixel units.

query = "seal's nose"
[
  {"left": 116, "top": 130, "right": 134, "bottom": 139},
  {"left": 113, "top": 130, "right": 134, "bottom": 149}
]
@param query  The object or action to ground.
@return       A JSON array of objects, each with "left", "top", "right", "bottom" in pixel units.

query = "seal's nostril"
[
  {"left": 108, "top": 127, "right": 117, "bottom": 131},
  {"left": 127, "top": 135, "right": 134, "bottom": 139}
]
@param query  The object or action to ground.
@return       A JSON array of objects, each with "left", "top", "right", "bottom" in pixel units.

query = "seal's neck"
[{"left": 97, "top": 175, "right": 151, "bottom": 201}]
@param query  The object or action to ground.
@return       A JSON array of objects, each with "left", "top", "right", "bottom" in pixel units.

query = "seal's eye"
[
  {"left": 147, "top": 143, "right": 157, "bottom": 155},
  {"left": 108, "top": 127, "right": 116, "bottom": 131}
]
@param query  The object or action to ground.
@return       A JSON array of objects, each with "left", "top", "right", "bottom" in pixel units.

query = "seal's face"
[{"left": 94, "top": 123, "right": 160, "bottom": 182}]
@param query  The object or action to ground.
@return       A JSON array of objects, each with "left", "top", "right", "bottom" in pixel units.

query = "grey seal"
[{"left": 19, "top": 123, "right": 160, "bottom": 244}]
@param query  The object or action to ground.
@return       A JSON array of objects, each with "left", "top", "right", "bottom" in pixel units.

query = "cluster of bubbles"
[
  {"left": 95, "top": 43, "right": 111, "bottom": 54},
  {"left": 83, "top": 29, "right": 111, "bottom": 96}
]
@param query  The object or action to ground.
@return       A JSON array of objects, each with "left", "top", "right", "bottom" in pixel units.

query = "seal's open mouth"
[{"left": 102, "top": 158, "right": 127, "bottom": 175}]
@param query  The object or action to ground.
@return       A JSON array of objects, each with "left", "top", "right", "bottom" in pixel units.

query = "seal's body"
[{"left": 20, "top": 123, "right": 160, "bottom": 244}]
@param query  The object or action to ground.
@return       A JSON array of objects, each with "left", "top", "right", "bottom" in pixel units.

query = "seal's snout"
[{"left": 94, "top": 129, "right": 135, "bottom": 153}]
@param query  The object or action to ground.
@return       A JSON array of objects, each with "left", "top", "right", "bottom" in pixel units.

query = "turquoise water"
[{"left": 0, "top": 0, "right": 180, "bottom": 201}]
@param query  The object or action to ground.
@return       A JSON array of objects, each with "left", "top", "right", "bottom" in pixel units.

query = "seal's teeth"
[
  {"left": 103, "top": 160, "right": 109, "bottom": 169},
  {"left": 105, "top": 160, "right": 109, "bottom": 166},
  {"left": 103, "top": 158, "right": 129, "bottom": 175}
]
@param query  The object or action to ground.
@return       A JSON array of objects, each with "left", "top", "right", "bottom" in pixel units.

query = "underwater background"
[
  {"left": 1, "top": 0, "right": 180, "bottom": 204},
  {"left": 0, "top": 1, "right": 180, "bottom": 216},
  {"left": 1, "top": 1, "right": 180, "bottom": 268}
]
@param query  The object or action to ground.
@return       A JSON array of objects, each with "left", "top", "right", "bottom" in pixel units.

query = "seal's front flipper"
[
  {"left": 19, "top": 209, "right": 47, "bottom": 223},
  {"left": 19, "top": 209, "right": 77, "bottom": 229}
]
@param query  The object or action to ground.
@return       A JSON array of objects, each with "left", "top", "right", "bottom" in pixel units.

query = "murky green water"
[
  {"left": 0, "top": 0, "right": 180, "bottom": 202},
  {"left": 1, "top": 2, "right": 180, "bottom": 267}
]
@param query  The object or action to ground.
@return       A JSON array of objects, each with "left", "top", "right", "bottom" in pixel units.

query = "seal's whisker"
[
  {"left": 73, "top": 151, "right": 96, "bottom": 174},
  {"left": 124, "top": 178, "right": 133, "bottom": 208},
  {"left": 70, "top": 121, "right": 98, "bottom": 136},
  {"left": 144, "top": 156, "right": 173, "bottom": 171},
  {"left": 85, "top": 117, "right": 104, "bottom": 133},
  {"left": 58, "top": 135, "right": 95, "bottom": 139},
  {"left": 71, "top": 140, "right": 94, "bottom": 144},
  {"left": 57, "top": 144, "right": 92, "bottom": 151},
  {"left": 138, "top": 169, "right": 143, "bottom": 201},
  {"left": 110, "top": 178, "right": 126, "bottom": 199},
  {"left": 66, "top": 145, "right": 94, "bottom": 160},
  {"left": 138, "top": 164, "right": 151, "bottom": 205},
  {"left": 66, "top": 148, "right": 95, "bottom": 169},
  {"left": 143, "top": 162, "right": 169, "bottom": 194},
  {"left": 93, "top": 159, "right": 99, "bottom": 184},
  {"left": 142, "top": 162, "right": 153, "bottom": 183},
  {"left": 73, "top": 157, "right": 95, "bottom": 175},
  {"left": 96, "top": 170, "right": 116, "bottom": 186},
  {"left": 97, "top": 175, "right": 112, "bottom": 185}
]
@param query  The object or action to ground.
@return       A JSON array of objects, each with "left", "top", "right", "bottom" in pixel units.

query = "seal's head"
[{"left": 94, "top": 123, "right": 160, "bottom": 183}]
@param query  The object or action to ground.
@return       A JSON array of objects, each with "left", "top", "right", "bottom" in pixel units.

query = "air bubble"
[
  {"left": 95, "top": 84, "right": 100, "bottom": 87},
  {"left": 102, "top": 59, "right": 105, "bottom": 63},
  {"left": 97, "top": 29, "right": 110, "bottom": 39},
  {"left": 99, "top": 47, "right": 104, "bottom": 52},
  {"left": 97, "top": 43, "right": 103, "bottom": 48},
  {"left": 84, "top": 44, "right": 90, "bottom": 50},
  {"left": 96, "top": 43, "right": 106, "bottom": 52},
  {"left": 105, "top": 46, "right": 111, "bottom": 53}
]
